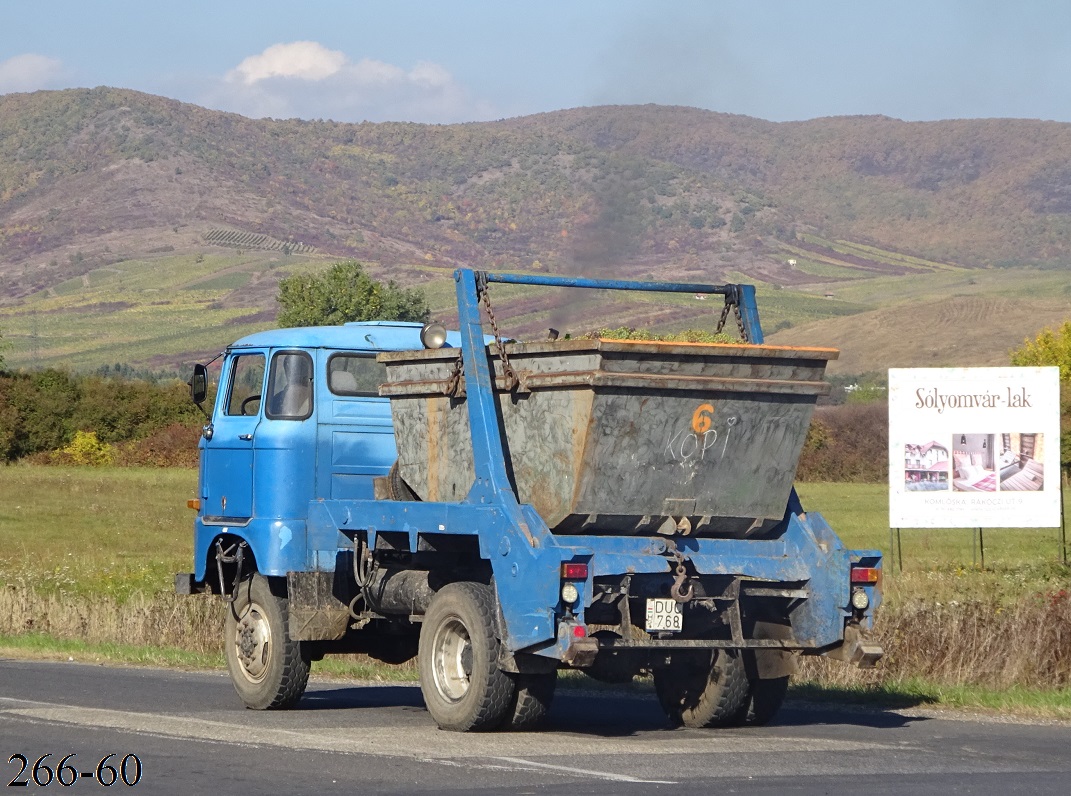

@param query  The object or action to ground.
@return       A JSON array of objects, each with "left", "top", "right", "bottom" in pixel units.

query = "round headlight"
[
  {"left": 850, "top": 588, "right": 870, "bottom": 611},
  {"left": 561, "top": 582, "right": 580, "bottom": 605},
  {"left": 420, "top": 322, "right": 448, "bottom": 349}
]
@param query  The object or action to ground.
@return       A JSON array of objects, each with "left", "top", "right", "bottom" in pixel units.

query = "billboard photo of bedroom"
[
  {"left": 997, "top": 432, "right": 1044, "bottom": 491},
  {"left": 952, "top": 433, "right": 997, "bottom": 492}
]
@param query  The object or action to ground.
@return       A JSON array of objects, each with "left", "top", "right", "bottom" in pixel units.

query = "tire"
[
  {"left": 386, "top": 460, "right": 418, "bottom": 501},
  {"left": 418, "top": 582, "right": 515, "bottom": 731},
  {"left": 743, "top": 675, "right": 789, "bottom": 726},
  {"left": 225, "top": 574, "right": 310, "bottom": 710},
  {"left": 500, "top": 672, "right": 556, "bottom": 731},
  {"left": 654, "top": 650, "right": 750, "bottom": 728}
]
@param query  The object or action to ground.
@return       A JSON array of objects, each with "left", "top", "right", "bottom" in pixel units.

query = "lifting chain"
[
  {"left": 714, "top": 296, "right": 749, "bottom": 343},
  {"left": 444, "top": 353, "right": 464, "bottom": 397},
  {"left": 479, "top": 276, "right": 519, "bottom": 391}
]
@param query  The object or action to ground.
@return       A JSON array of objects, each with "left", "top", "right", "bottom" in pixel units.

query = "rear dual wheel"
[
  {"left": 501, "top": 671, "right": 556, "bottom": 731},
  {"left": 655, "top": 649, "right": 789, "bottom": 728},
  {"left": 654, "top": 650, "right": 750, "bottom": 728},
  {"left": 743, "top": 673, "right": 789, "bottom": 726},
  {"left": 418, "top": 581, "right": 556, "bottom": 731}
]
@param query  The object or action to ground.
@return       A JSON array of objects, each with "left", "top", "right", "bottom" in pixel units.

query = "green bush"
[
  {"left": 0, "top": 369, "right": 201, "bottom": 463},
  {"left": 55, "top": 430, "right": 116, "bottom": 466},
  {"left": 797, "top": 402, "right": 888, "bottom": 483}
]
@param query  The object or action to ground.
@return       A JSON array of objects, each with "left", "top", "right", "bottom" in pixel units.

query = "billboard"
[{"left": 888, "top": 367, "right": 1061, "bottom": 528}]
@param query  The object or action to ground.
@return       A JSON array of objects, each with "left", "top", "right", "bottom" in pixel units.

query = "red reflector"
[
  {"left": 562, "top": 562, "right": 589, "bottom": 579},
  {"left": 851, "top": 567, "right": 880, "bottom": 584},
  {"left": 572, "top": 625, "right": 587, "bottom": 638}
]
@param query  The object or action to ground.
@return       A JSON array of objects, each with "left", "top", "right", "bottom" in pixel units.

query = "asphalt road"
[{"left": 2, "top": 658, "right": 1070, "bottom": 795}]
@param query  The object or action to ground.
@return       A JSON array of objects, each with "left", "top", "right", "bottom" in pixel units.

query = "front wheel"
[
  {"left": 418, "top": 582, "right": 515, "bottom": 731},
  {"left": 225, "top": 573, "right": 310, "bottom": 710},
  {"left": 654, "top": 650, "right": 750, "bottom": 728}
]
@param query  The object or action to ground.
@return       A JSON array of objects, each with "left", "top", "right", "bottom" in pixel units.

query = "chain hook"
[
  {"left": 671, "top": 560, "right": 694, "bottom": 603},
  {"left": 666, "top": 542, "right": 694, "bottom": 603}
]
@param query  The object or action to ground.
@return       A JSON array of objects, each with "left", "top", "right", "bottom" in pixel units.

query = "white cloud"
[
  {"left": 206, "top": 41, "right": 496, "bottom": 124},
  {"left": 230, "top": 41, "right": 346, "bottom": 85},
  {"left": 0, "top": 54, "right": 65, "bottom": 94}
]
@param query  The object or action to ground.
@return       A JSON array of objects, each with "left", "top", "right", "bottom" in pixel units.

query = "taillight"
[
  {"left": 851, "top": 567, "right": 880, "bottom": 584},
  {"left": 562, "top": 562, "right": 588, "bottom": 579}
]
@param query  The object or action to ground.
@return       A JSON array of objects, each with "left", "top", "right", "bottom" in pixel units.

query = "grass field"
[
  {"left": 0, "top": 466, "right": 195, "bottom": 599},
  {"left": 2, "top": 466, "right": 1065, "bottom": 600},
  {"left": 2, "top": 466, "right": 1071, "bottom": 716}
]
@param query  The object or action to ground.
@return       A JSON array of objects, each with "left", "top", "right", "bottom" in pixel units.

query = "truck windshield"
[{"left": 266, "top": 351, "right": 314, "bottom": 420}]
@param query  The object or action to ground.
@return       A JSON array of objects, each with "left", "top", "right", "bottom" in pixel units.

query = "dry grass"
[
  {"left": 0, "top": 584, "right": 223, "bottom": 654},
  {"left": 799, "top": 592, "right": 1071, "bottom": 691}
]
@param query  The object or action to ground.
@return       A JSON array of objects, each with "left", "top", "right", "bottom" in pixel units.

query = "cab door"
[
  {"left": 316, "top": 352, "right": 396, "bottom": 500},
  {"left": 201, "top": 351, "right": 266, "bottom": 522}
]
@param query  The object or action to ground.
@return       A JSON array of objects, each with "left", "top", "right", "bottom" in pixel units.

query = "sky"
[{"left": 2, "top": 1, "right": 1070, "bottom": 125}]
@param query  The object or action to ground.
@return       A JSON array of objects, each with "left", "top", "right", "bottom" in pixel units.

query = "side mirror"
[{"left": 189, "top": 364, "right": 208, "bottom": 406}]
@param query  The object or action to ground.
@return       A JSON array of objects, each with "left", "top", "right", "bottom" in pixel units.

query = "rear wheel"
[
  {"left": 500, "top": 672, "right": 556, "bottom": 731},
  {"left": 743, "top": 675, "right": 789, "bottom": 726},
  {"left": 418, "top": 582, "right": 515, "bottom": 731},
  {"left": 225, "top": 573, "right": 310, "bottom": 710},
  {"left": 654, "top": 650, "right": 749, "bottom": 728}
]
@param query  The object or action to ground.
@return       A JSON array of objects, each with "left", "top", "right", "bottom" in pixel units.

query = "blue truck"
[{"left": 178, "top": 268, "right": 882, "bottom": 731}]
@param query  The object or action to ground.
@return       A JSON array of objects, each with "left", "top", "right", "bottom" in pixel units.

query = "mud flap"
[{"left": 287, "top": 571, "right": 350, "bottom": 641}]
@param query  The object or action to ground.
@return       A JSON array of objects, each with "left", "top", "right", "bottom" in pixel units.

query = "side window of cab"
[
  {"left": 327, "top": 353, "right": 387, "bottom": 397},
  {"left": 265, "top": 351, "right": 314, "bottom": 420},
  {"left": 224, "top": 354, "right": 266, "bottom": 416}
]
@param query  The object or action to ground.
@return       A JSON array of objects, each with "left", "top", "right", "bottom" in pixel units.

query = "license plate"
[{"left": 645, "top": 598, "right": 683, "bottom": 632}]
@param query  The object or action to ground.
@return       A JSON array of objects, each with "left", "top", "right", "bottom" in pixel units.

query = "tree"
[
  {"left": 1010, "top": 320, "right": 1071, "bottom": 381},
  {"left": 1011, "top": 320, "right": 1071, "bottom": 475},
  {"left": 276, "top": 261, "right": 430, "bottom": 328}
]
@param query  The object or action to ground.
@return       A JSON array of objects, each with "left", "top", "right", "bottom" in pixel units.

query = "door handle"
[{"left": 238, "top": 434, "right": 253, "bottom": 441}]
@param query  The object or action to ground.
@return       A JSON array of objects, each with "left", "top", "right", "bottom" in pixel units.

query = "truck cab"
[{"left": 191, "top": 322, "right": 443, "bottom": 582}]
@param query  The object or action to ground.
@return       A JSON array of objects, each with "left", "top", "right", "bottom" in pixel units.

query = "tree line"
[{"left": 1, "top": 263, "right": 1067, "bottom": 477}]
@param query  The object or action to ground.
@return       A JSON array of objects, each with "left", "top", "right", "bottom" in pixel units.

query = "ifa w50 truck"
[{"left": 177, "top": 268, "right": 882, "bottom": 732}]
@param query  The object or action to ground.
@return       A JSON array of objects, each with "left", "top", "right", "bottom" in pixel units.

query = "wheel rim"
[
  {"left": 233, "top": 601, "right": 272, "bottom": 684},
  {"left": 431, "top": 615, "right": 473, "bottom": 702}
]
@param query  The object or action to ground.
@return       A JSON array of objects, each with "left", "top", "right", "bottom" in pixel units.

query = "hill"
[{"left": 0, "top": 88, "right": 1069, "bottom": 373}]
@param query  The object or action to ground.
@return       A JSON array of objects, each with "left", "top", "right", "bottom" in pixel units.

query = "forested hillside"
[{"left": 1, "top": 88, "right": 1070, "bottom": 372}]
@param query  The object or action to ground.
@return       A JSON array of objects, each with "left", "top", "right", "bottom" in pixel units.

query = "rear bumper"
[{"left": 820, "top": 623, "right": 883, "bottom": 668}]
